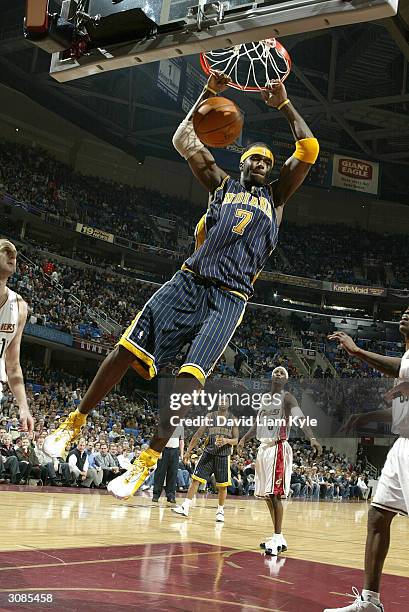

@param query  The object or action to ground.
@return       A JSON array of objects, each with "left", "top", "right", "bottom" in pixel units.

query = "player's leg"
[
  {"left": 364, "top": 506, "right": 395, "bottom": 593},
  {"left": 172, "top": 478, "right": 202, "bottom": 517},
  {"left": 181, "top": 286, "right": 246, "bottom": 386},
  {"left": 324, "top": 439, "right": 406, "bottom": 612},
  {"left": 45, "top": 272, "right": 200, "bottom": 471},
  {"left": 265, "top": 441, "right": 288, "bottom": 556},
  {"left": 216, "top": 485, "right": 228, "bottom": 522},
  {"left": 214, "top": 455, "right": 231, "bottom": 522},
  {"left": 255, "top": 446, "right": 272, "bottom": 548}
]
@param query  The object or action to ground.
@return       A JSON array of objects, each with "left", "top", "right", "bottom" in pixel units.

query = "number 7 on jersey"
[{"left": 232, "top": 209, "right": 253, "bottom": 235}]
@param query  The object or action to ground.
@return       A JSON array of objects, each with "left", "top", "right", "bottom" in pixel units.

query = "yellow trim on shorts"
[
  {"left": 178, "top": 364, "right": 206, "bottom": 386},
  {"left": 118, "top": 313, "right": 157, "bottom": 380},
  {"left": 192, "top": 474, "right": 207, "bottom": 485}
]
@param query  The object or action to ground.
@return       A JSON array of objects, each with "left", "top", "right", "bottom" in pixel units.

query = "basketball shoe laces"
[
  {"left": 345, "top": 587, "right": 368, "bottom": 610},
  {"left": 124, "top": 457, "right": 148, "bottom": 484},
  {"left": 54, "top": 413, "right": 83, "bottom": 445}
]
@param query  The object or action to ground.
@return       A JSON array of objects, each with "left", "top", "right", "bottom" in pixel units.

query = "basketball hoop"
[{"left": 200, "top": 38, "right": 291, "bottom": 92}]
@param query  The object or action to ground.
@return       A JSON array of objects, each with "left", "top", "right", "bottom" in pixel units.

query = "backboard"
[{"left": 48, "top": 0, "right": 399, "bottom": 82}]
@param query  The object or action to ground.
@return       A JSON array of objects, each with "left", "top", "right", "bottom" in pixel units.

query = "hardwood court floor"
[{"left": 0, "top": 485, "right": 408, "bottom": 611}]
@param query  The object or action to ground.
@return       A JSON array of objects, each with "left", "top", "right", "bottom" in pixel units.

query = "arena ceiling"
[{"left": 1, "top": 0, "right": 409, "bottom": 203}]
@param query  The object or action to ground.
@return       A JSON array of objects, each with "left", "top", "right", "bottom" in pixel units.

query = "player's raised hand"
[
  {"left": 207, "top": 71, "right": 232, "bottom": 94},
  {"left": 261, "top": 79, "right": 287, "bottom": 108},
  {"left": 19, "top": 408, "right": 34, "bottom": 434},
  {"left": 327, "top": 331, "right": 359, "bottom": 356},
  {"left": 384, "top": 381, "right": 409, "bottom": 402}
]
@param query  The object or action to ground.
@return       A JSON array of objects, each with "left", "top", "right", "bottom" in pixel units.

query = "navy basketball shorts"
[
  {"left": 118, "top": 270, "right": 246, "bottom": 385},
  {"left": 192, "top": 451, "right": 231, "bottom": 487}
]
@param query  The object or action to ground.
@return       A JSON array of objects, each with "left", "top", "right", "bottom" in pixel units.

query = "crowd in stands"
[
  {"left": 2, "top": 138, "right": 409, "bottom": 289},
  {"left": 5, "top": 242, "right": 393, "bottom": 382},
  {"left": 0, "top": 361, "right": 372, "bottom": 502}
]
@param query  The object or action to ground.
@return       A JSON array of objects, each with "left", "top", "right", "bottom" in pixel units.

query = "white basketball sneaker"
[
  {"left": 107, "top": 450, "right": 158, "bottom": 500},
  {"left": 43, "top": 410, "right": 87, "bottom": 457},
  {"left": 215, "top": 509, "right": 225, "bottom": 523},
  {"left": 264, "top": 534, "right": 282, "bottom": 556},
  {"left": 279, "top": 534, "right": 288, "bottom": 552},
  {"left": 172, "top": 504, "right": 189, "bottom": 517},
  {"left": 324, "top": 588, "right": 384, "bottom": 612}
]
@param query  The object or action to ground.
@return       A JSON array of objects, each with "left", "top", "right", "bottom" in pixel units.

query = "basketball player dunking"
[
  {"left": 0, "top": 239, "right": 33, "bottom": 433},
  {"left": 172, "top": 395, "right": 239, "bottom": 523},
  {"left": 238, "top": 366, "right": 322, "bottom": 556},
  {"left": 44, "top": 71, "right": 319, "bottom": 500},
  {"left": 324, "top": 309, "right": 409, "bottom": 612}
]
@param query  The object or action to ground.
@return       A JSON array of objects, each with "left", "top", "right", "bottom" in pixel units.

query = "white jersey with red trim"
[
  {"left": 392, "top": 349, "right": 409, "bottom": 438},
  {"left": 0, "top": 288, "right": 19, "bottom": 384},
  {"left": 256, "top": 390, "right": 289, "bottom": 443}
]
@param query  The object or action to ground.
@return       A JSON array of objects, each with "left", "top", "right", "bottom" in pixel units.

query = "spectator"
[
  {"left": 0, "top": 433, "right": 28, "bottom": 484},
  {"left": 67, "top": 438, "right": 99, "bottom": 487},
  {"left": 95, "top": 443, "right": 120, "bottom": 486}
]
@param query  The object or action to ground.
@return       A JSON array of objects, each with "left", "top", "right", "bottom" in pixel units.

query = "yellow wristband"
[
  {"left": 276, "top": 98, "right": 290, "bottom": 111},
  {"left": 205, "top": 85, "right": 217, "bottom": 95}
]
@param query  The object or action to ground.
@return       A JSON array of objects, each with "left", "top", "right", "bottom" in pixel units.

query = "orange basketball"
[{"left": 193, "top": 96, "right": 243, "bottom": 148}]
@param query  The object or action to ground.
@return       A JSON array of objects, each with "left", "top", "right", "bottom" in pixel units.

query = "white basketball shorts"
[
  {"left": 372, "top": 437, "right": 409, "bottom": 517},
  {"left": 255, "top": 440, "right": 293, "bottom": 498}
]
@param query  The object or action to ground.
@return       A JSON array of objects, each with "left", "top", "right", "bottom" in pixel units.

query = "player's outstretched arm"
[
  {"left": 5, "top": 298, "right": 34, "bottom": 433},
  {"left": 184, "top": 424, "right": 206, "bottom": 460},
  {"left": 172, "top": 72, "right": 228, "bottom": 193},
  {"left": 328, "top": 331, "right": 401, "bottom": 378},
  {"left": 237, "top": 421, "right": 257, "bottom": 453},
  {"left": 262, "top": 80, "right": 319, "bottom": 209},
  {"left": 286, "top": 393, "right": 322, "bottom": 455}
]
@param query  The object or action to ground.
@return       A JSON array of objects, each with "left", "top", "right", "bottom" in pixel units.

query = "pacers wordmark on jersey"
[{"left": 183, "top": 176, "right": 279, "bottom": 299}]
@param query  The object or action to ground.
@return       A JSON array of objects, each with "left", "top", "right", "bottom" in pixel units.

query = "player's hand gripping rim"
[{"left": 207, "top": 71, "right": 232, "bottom": 94}]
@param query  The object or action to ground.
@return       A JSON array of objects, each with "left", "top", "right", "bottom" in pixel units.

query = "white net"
[{"left": 200, "top": 38, "right": 291, "bottom": 92}]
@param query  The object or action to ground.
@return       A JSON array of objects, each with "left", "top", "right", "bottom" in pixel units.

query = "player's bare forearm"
[
  {"left": 7, "top": 368, "right": 29, "bottom": 412},
  {"left": 354, "top": 348, "right": 401, "bottom": 378},
  {"left": 225, "top": 437, "right": 239, "bottom": 447},
  {"left": 239, "top": 422, "right": 257, "bottom": 445},
  {"left": 186, "top": 428, "right": 204, "bottom": 454},
  {"left": 360, "top": 409, "right": 393, "bottom": 424},
  {"left": 302, "top": 425, "right": 316, "bottom": 441},
  {"left": 279, "top": 102, "right": 313, "bottom": 142}
]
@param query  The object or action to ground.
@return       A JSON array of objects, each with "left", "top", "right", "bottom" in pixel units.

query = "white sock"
[
  {"left": 183, "top": 498, "right": 192, "bottom": 508},
  {"left": 274, "top": 532, "right": 282, "bottom": 537},
  {"left": 217, "top": 505, "right": 224, "bottom": 513},
  {"left": 362, "top": 590, "right": 381, "bottom": 605}
]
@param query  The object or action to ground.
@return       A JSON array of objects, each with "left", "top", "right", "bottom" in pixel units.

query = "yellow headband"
[{"left": 240, "top": 146, "right": 274, "bottom": 166}]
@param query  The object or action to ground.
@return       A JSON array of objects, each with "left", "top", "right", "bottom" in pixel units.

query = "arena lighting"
[
  {"left": 24, "top": 0, "right": 158, "bottom": 56},
  {"left": 23, "top": 0, "right": 398, "bottom": 82}
]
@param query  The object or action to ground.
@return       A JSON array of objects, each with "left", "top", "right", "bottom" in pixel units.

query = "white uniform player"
[
  {"left": 325, "top": 314, "right": 409, "bottom": 612},
  {"left": 0, "top": 288, "right": 20, "bottom": 403},
  {"left": 255, "top": 389, "right": 293, "bottom": 499},
  {"left": 238, "top": 366, "right": 321, "bottom": 558},
  {"left": 372, "top": 349, "right": 409, "bottom": 517},
  {"left": 0, "top": 239, "right": 33, "bottom": 433}
]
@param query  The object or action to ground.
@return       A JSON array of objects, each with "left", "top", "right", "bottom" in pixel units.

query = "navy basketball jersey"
[{"left": 183, "top": 176, "right": 279, "bottom": 298}]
